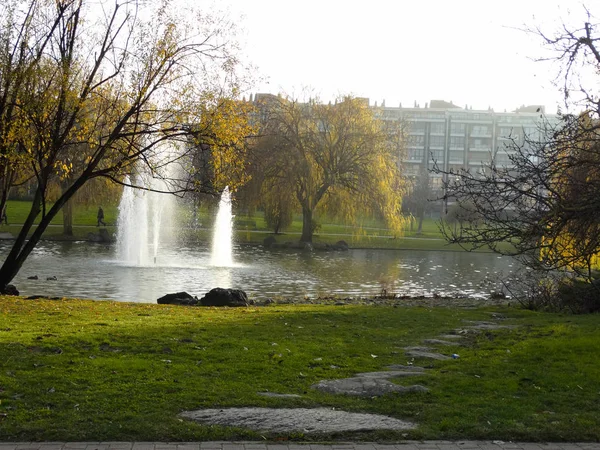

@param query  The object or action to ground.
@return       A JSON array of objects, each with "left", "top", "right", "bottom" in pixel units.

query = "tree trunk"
[
  {"left": 0, "top": 172, "right": 90, "bottom": 291},
  {"left": 0, "top": 190, "right": 43, "bottom": 291},
  {"left": 416, "top": 208, "right": 425, "bottom": 234},
  {"left": 63, "top": 198, "right": 73, "bottom": 236},
  {"left": 300, "top": 205, "right": 313, "bottom": 243}
]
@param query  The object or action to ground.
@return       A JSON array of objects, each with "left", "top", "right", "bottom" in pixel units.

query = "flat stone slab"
[
  {"left": 354, "top": 370, "right": 429, "bottom": 379},
  {"left": 405, "top": 350, "right": 451, "bottom": 360},
  {"left": 312, "top": 376, "right": 428, "bottom": 396},
  {"left": 423, "top": 339, "right": 462, "bottom": 346},
  {"left": 386, "top": 364, "right": 426, "bottom": 371},
  {"left": 180, "top": 407, "right": 416, "bottom": 433},
  {"left": 257, "top": 392, "right": 302, "bottom": 398},
  {"left": 468, "top": 322, "right": 515, "bottom": 330},
  {"left": 404, "top": 346, "right": 433, "bottom": 352},
  {"left": 439, "top": 334, "right": 464, "bottom": 340}
]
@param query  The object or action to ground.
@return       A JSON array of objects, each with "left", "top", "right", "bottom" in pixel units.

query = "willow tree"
[
  {"left": 0, "top": 0, "right": 252, "bottom": 292},
  {"left": 252, "top": 95, "right": 407, "bottom": 243}
]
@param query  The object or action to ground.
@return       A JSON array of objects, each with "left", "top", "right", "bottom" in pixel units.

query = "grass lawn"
[
  {"left": 0, "top": 200, "right": 464, "bottom": 252},
  {"left": 0, "top": 297, "right": 598, "bottom": 442}
]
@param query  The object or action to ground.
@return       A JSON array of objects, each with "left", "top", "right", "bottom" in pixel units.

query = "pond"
[{"left": 0, "top": 241, "right": 517, "bottom": 303}]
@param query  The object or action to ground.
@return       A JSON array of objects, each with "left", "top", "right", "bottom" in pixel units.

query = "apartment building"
[
  {"left": 380, "top": 100, "right": 555, "bottom": 188},
  {"left": 248, "top": 93, "right": 555, "bottom": 191}
]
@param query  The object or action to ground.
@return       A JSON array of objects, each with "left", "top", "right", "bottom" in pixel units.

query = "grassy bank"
[
  {"left": 0, "top": 200, "right": 477, "bottom": 251},
  {"left": 0, "top": 297, "right": 598, "bottom": 442}
]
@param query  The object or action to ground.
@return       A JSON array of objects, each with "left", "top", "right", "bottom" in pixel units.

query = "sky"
[{"left": 215, "top": 0, "right": 590, "bottom": 113}]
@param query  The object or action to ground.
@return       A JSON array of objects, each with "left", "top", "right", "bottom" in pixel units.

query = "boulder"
[
  {"left": 87, "top": 229, "right": 114, "bottom": 243},
  {"left": 2, "top": 284, "right": 19, "bottom": 296},
  {"left": 98, "top": 228, "right": 114, "bottom": 243},
  {"left": 263, "top": 236, "right": 277, "bottom": 248},
  {"left": 320, "top": 240, "right": 350, "bottom": 251},
  {"left": 87, "top": 232, "right": 102, "bottom": 243},
  {"left": 200, "top": 287, "right": 252, "bottom": 307},
  {"left": 334, "top": 240, "right": 349, "bottom": 251},
  {"left": 157, "top": 291, "right": 200, "bottom": 306}
]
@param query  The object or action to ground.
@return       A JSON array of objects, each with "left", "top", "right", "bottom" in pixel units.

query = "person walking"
[{"left": 97, "top": 206, "right": 106, "bottom": 227}]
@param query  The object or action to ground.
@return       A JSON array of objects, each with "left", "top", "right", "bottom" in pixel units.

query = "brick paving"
[{"left": 0, "top": 443, "right": 598, "bottom": 450}]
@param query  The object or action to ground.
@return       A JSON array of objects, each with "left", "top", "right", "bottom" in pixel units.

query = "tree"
[
  {"left": 403, "top": 164, "right": 432, "bottom": 234},
  {"left": 262, "top": 177, "right": 295, "bottom": 234},
  {"left": 252, "top": 95, "right": 406, "bottom": 243},
  {"left": 0, "top": 0, "right": 57, "bottom": 227},
  {"left": 434, "top": 8, "right": 600, "bottom": 310},
  {"left": 0, "top": 0, "right": 251, "bottom": 292}
]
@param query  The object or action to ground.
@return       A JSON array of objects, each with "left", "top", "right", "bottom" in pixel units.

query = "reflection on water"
[{"left": 0, "top": 241, "right": 516, "bottom": 303}]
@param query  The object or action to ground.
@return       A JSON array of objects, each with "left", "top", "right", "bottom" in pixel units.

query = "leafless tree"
[{"left": 434, "top": 8, "right": 600, "bottom": 310}]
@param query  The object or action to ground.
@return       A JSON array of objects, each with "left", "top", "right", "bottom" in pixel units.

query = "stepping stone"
[
  {"left": 468, "top": 322, "right": 515, "bottom": 330},
  {"left": 404, "top": 346, "right": 433, "bottom": 352},
  {"left": 387, "top": 364, "right": 426, "bottom": 371},
  {"left": 180, "top": 407, "right": 416, "bottom": 433},
  {"left": 257, "top": 392, "right": 302, "bottom": 398},
  {"left": 423, "top": 339, "right": 462, "bottom": 346},
  {"left": 312, "top": 376, "right": 428, "bottom": 397},
  {"left": 439, "top": 334, "right": 464, "bottom": 340},
  {"left": 453, "top": 328, "right": 481, "bottom": 335},
  {"left": 405, "top": 350, "right": 451, "bottom": 360},
  {"left": 355, "top": 370, "right": 429, "bottom": 379}
]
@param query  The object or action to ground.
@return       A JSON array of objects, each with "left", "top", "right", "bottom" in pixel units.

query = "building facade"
[{"left": 379, "top": 101, "right": 555, "bottom": 188}]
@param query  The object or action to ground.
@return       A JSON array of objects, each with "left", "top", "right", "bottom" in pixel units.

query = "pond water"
[{"left": 0, "top": 241, "right": 517, "bottom": 303}]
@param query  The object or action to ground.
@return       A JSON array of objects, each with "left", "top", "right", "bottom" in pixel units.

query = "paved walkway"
[{"left": 0, "top": 442, "right": 598, "bottom": 450}]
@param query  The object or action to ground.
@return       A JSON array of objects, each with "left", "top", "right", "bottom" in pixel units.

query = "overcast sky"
[{"left": 215, "top": 0, "right": 590, "bottom": 113}]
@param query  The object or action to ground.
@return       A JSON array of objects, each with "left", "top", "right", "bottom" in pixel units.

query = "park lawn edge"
[
  {"left": 0, "top": 296, "right": 598, "bottom": 442},
  {"left": 0, "top": 226, "right": 495, "bottom": 253}
]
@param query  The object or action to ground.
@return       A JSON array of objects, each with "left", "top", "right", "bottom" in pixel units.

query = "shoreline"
[
  {"left": 0, "top": 232, "right": 490, "bottom": 254},
  {"left": 14, "top": 292, "right": 511, "bottom": 309}
]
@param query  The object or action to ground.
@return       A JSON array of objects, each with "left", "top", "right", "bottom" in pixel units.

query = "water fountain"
[
  {"left": 116, "top": 175, "right": 174, "bottom": 266},
  {"left": 116, "top": 178, "right": 234, "bottom": 268},
  {"left": 211, "top": 186, "right": 234, "bottom": 267}
]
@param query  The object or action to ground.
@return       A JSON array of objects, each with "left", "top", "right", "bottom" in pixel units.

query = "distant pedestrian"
[
  {"left": 1, "top": 208, "right": 7, "bottom": 225},
  {"left": 97, "top": 206, "right": 106, "bottom": 227}
]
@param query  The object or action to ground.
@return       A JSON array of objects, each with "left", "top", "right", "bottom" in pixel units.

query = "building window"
[
  {"left": 410, "top": 122, "right": 426, "bottom": 133},
  {"left": 450, "top": 136, "right": 465, "bottom": 148},
  {"left": 471, "top": 125, "right": 490, "bottom": 136},
  {"left": 430, "top": 135, "right": 445, "bottom": 147},
  {"left": 430, "top": 122, "right": 445, "bottom": 134},
  {"left": 449, "top": 150, "right": 464, "bottom": 163},
  {"left": 450, "top": 123, "right": 466, "bottom": 134},
  {"left": 408, "top": 149, "right": 424, "bottom": 160},
  {"left": 408, "top": 135, "right": 424, "bottom": 146},
  {"left": 429, "top": 149, "right": 444, "bottom": 162}
]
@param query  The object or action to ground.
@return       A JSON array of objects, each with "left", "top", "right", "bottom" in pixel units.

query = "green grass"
[
  {"left": 2, "top": 200, "right": 119, "bottom": 227},
  {"left": 0, "top": 200, "right": 457, "bottom": 250},
  {"left": 0, "top": 200, "right": 511, "bottom": 253},
  {"left": 0, "top": 297, "right": 598, "bottom": 442}
]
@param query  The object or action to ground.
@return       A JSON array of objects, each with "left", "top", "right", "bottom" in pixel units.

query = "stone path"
[
  {"left": 181, "top": 317, "right": 516, "bottom": 434},
  {"left": 4, "top": 318, "right": 596, "bottom": 448},
  {"left": 0, "top": 441, "right": 597, "bottom": 450},
  {"left": 180, "top": 408, "right": 415, "bottom": 433}
]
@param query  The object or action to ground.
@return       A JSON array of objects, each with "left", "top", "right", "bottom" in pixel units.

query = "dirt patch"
[{"left": 180, "top": 407, "right": 416, "bottom": 433}]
